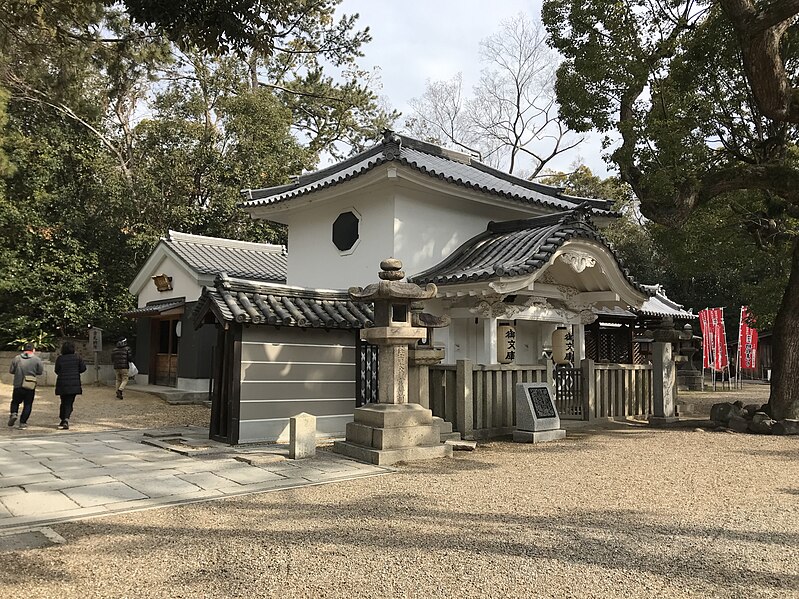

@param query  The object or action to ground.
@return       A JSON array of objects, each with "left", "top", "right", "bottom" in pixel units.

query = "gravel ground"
[
  {"left": 679, "top": 381, "right": 772, "bottom": 417},
  {"left": 0, "top": 384, "right": 796, "bottom": 598},
  {"left": 0, "top": 381, "right": 209, "bottom": 437}
]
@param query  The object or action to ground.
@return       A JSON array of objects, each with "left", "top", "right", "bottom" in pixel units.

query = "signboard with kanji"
[
  {"left": 88, "top": 328, "right": 103, "bottom": 353},
  {"left": 497, "top": 324, "right": 516, "bottom": 364}
]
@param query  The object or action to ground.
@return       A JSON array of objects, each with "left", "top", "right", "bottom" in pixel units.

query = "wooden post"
[
  {"left": 456, "top": 359, "right": 474, "bottom": 439},
  {"left": 580, "top": 359, "right": 595, "bottom": 421}
]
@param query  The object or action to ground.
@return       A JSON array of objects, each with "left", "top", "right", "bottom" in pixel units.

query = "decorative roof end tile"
[{"left": 382, "top": 129, "right": 402, "bottom": 161}]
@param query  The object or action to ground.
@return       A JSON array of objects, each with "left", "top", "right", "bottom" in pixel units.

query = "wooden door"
[{"left": 153, "top": 318, "right": 179, "bottom": 386}]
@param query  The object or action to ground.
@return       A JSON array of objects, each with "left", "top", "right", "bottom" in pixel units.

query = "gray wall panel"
[
  {"left": 239, "top": 399, "right": 354, "bottom": 420},
  {"left": 237, "top": 324, "right": 359, "bottom": 443},
  {"left": 239, "top": 381, "right": 354, "bottom": 401},
  {"left": 135, "top": 318, "right": 151, "bottom": 374},
  {"left": 243, "top": 327, "right": 358, "bottom": 347},
  {"left": 240, "top": 361, "right": 354, "bottom": 382},
  {"left": 241, "top": 343, "right": 355, "bottom": 364}
]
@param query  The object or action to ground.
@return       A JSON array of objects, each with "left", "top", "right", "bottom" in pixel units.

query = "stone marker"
[
  {"left": 289, "top": 413, "right": 316, "bottom": 459},
  {"left": 513, "top": 383, "right": 566, "bottom": 443},
  {"left": 649, "top": 341, "right": 679, "bottom": 425}
]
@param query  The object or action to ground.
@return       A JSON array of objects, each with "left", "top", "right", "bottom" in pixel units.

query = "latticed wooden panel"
[
  {"left": 356, "top": 339, "right": 379, "bottom": 406},
  {"left": 554, "top": 366, "right": 582, "bottom": 418},
  {"left": 632, "top": 342, "right": 649, "bottom": 364},
  {"left": 598, "top": 328, "right": 631, "bottom": 363},
  {"left": 585, "top": 329, "right": 598, "bottom": 361}
]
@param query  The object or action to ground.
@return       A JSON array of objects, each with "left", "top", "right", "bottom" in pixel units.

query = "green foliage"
[
  {"left": 0, "top": 1, "right": 394, "bottom": 347},
  {"left": 123, "top": 0, "right": 370, "bottom": 60},
  {"left": 542, "top": 0, "right": 799, "bottom": 329},
  {"left": 541, "top": 166, "right": 789, "bottom": 330},
  {"left": 10, "top": 330, "right": 57, "bottom": 352}
]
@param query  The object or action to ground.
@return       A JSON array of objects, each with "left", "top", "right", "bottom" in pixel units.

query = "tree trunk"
[{"left": 769, "top": 237, "right": 799, "bottom": 419}]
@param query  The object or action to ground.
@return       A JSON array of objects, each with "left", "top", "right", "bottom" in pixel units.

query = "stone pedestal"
[
  {"left": 513, "top": 429, "right": 566, "bottom": 443},
  {"left": 650, "top": 341, "right": 679, "bottom": 425},
  {"left": 333, "top": 404, "right": 452, "bottom": 465}
]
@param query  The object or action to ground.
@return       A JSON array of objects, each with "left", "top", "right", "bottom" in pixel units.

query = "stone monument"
[
  {"left": 513, "top": 383, "right": 566, "bottom": 443},
  {"left": 649, "top": 317, "right": 681, "bottom": 425},
  {"left": 333, "top": 259, "right": 453, "bottom": 465}
]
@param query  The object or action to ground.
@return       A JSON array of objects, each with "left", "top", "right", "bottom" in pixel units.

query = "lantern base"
[{"left": 333, "top": 403, "right": 453, "bottom": 465}]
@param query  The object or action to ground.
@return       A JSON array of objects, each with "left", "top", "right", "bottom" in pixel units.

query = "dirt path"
[{"left": 0, "top": 382, "right": 209, "bottom": 437}]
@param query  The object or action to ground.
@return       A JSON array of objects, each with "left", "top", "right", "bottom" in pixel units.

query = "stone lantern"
[{"left": 333, "top": 259, "right": 452, "bottom": 465}]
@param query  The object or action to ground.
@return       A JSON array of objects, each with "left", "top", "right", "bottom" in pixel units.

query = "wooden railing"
[
  {"left": 429, "top": 359, "right": 654, "bottom": 440},
  {"left": 587, "top": 362, "right": 653, "bottom": 419},
  {"left": 429, "top": 361, "right": 546, "bottom": 440}
]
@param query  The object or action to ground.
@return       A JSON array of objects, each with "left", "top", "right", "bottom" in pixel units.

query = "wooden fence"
[
  {"left": 429, "top": 359, "right": 654, "bottom": 440},
  {"left": 587, "top": 363, "right": 654, "bottom": 419}
]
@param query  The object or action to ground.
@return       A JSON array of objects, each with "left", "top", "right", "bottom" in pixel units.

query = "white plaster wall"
[
  {"left": 283, "top": 188, "right": 395, "bottom": 289},
  {"left": 516, "top": 320, "right": 557, "bottom": 365},
  {"left": 281, "top": 169, "right": 551, "bottom": 289},
  {"left": 137, "top": 255, "right": 205, "bottom": 307},
  {"left": 440, "top": 317, "right": 563, "bottom": 366},
  {"left": 393, "top": 186, "right": 539, "bottom": 278}
]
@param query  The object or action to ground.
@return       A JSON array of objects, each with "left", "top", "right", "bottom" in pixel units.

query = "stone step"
[
  {"left": 151, "top": 390, "right": 209, "bottom": 405},
  {"left": 332, "top": 440, "right": 452, "bottom": 466},
  {"left": 440, "top": 432, "right": 462, "bottom": 443},
  {"left": 445, "top": 439, "right": 476, "bottom": 451},
  {"left": 432, "top": 416, "right": 451, "bottom": 432}
]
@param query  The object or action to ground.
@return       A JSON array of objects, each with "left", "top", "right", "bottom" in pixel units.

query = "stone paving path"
[{"left": 0, "top": 427, "right": 392, "bottom": 534}]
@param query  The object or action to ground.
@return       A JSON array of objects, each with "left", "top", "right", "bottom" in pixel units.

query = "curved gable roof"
[
  {"left": 241, "top": 131, "right": 616, "bottom": 215},
  {"left": 409, "top": 207, "right": 644, "bottom": 294}
]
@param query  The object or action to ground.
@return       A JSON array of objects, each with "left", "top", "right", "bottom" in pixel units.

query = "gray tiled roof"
[
  {"left": 165, "top": 231, "right": 286, "bottom": 282},
  {"left": 123, "top": 299, "right": 185, "bottom": 318},
  {"left": 636, "top": 285, "right": 696, "bottom": 319},
  {"left": 410, "top": 208, "right": 644, "bottom": 293},
  {"left": 241, "top": 132, "right": 616, "bottom": 214},
  {"left": 193, "top": 275, "right": 374, "bottom": 329}
]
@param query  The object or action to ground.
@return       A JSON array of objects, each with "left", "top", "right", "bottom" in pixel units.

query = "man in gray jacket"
[{"left": 8, "top": 343, "right": 44, "bottom": 429}]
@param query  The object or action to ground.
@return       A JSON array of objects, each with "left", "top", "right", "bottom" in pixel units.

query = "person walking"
[
  {"left": 54, "top": 341, "right": 86, "bottom": 430},
  {"left": 8, "top": 343, "right": 44, "bottom": 429},
  {"left": 111, "top": 338, "right": 132, "bottom": 400}
]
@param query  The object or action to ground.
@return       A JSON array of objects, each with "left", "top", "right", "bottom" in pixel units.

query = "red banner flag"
[
  {"left": 738, "top": 306, "right": 759, "bottom": 370},
  {"left": 699, "top": 308, "right": 728, "bottom": 371}
]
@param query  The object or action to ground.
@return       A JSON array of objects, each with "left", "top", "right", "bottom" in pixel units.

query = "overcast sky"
[{"left": 339, "top": 0, "right": 611, "bottom": 177}]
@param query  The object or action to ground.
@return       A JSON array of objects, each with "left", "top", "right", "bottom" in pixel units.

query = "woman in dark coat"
[{"left": 54, "top": 341, "right": 87, "bottom": 430}]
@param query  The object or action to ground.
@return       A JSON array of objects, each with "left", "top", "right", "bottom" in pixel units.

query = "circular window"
[{"left": 332, "top": 211, "right": 360, "bottom": 252}]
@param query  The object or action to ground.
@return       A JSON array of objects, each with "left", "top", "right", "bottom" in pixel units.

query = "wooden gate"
[
  {"left": 356, "top": 337, "right": 379, "bottom": 407},
  {"left": 553, "top": 366, "right": 583, "bottom": 419}
]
